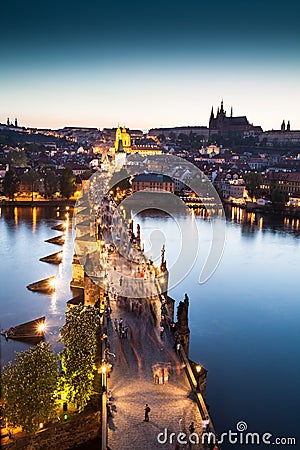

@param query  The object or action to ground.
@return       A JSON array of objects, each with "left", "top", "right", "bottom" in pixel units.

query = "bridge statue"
[{"left": 176, "top": 293, "right": 190, "bottom": 356}]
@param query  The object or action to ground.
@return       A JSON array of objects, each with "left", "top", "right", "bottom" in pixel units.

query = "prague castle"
[{"left": 209, "top": 101, "right": 262, "bottom": 138}]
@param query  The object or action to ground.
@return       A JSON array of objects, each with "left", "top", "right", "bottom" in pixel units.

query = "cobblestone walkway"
[{"left": 107, "top": 298, "right": 205, "bottom": 450}]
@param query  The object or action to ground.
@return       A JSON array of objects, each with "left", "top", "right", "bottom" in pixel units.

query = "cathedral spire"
[
  {"left": 209, "top": 106, "right": 214, "bottom": 126},
  {"left": 287, "top": 121, "right": 290, "bottom": 131},
  {"left": 230, "top": 106, "right": 233, "bottom": 117},
  {"left": 220, "top": 99, "right": 224, "bottom": 113},
  {"left": 281, "top": 120, "right": 285, "bottom": 131}
]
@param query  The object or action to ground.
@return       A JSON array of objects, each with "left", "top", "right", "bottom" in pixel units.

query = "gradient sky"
[{"left": 1, "top": 0, "right": 300, "bottom": 131}]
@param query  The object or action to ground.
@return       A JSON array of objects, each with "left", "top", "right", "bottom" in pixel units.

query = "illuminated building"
[
  {"left": 113, "top": 124, "right": 163, "bottom": 158},
  {"left": 132, "top": 173, "right": 174, "bottom": 192}
]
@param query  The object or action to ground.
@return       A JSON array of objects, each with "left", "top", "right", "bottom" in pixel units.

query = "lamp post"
[
  {"left": 99, "top": 361, "right": 108, "bottom": 450},
  {"left": 195, "top": 364, "right": 201, "bottom": 391}
]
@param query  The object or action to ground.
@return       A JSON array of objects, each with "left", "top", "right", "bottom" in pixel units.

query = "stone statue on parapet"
[
  {"left": 137, "top": 224, "right": 141, "bottom": 247},
  {"left": 177, "top": 293, "right": 189, "bottom": 332},
  {"left": 160, "top": 244, "right": 167, "bottom": 272}
]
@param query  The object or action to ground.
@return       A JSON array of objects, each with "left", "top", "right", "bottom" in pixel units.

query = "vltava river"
[
  {"left": 0, "top": 206, "right": 74, "bottom": 365},
  {"left": 134, "top": 206, "right": 300, "bottom": 449},
  {"left": 0, "top": 205, "right": 299, "bottom": 449}
]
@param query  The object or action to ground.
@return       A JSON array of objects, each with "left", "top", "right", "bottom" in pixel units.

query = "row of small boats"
[{"left": 2, "top": 219, "right": 67, "bottom": 343}]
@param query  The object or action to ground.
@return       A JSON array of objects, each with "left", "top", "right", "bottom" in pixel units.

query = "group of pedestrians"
[
  {"left": 153, "top": 364, "right": 169, "bottom": 384},
  {"left": 114, "top": 317, "right": 129, "bottom": 339}
]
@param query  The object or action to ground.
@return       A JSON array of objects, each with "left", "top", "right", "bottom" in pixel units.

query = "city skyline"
[
  {"left": 2, "top": 89, "right": 299, "bottom": 133},
  {"left": 1, "top": 0, "right": 300, "bottom": 130}
]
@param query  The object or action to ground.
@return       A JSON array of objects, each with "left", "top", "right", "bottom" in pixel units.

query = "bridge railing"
[
  {"left": 101, "top": 312, "right": 108, "bottom": 450},
  {"left": 178, "top": 345, "right": 217, "bottom": 438}
]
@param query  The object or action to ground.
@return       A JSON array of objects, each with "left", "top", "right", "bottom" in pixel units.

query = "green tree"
[
  {"left": 60, "top": 167, "right": 76, "bottom": 198},
  {"left": 271, "top": 188, "right": 286, "bottom": 209},
  {"left": 44, "top": 170, "right": 58, "bottom": 198},
  {"left": 21, "top": 168, "right": 39, "bottom": 201},
  {"left": 3, "top": 169, "right": 19, "bottom": 199},
  {"left": 178, "top": 133, "right": 189, "bottom": 143},
  {"left": 60, "top": 305, "right": 100, "bottom": 411},
  {"left": 158, "top": 134, "right": 166, "bottom": 143},
  {"left": 9, "top": 149, "right": 28, "bottom": 167},
  {"left": 244, "top": 172, "right": 262, "bottom": 201},
  {"left": 1, "top": 342, "right": 59, "bottom": 434}
]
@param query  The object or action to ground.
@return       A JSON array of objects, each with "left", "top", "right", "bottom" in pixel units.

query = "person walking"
[
  {"left": 202, "top": 415, "right": 210, "bottom": 433},
  {"left": 188, "top": 421, "right": 195, "bottom": 434},
  {"left": 144, "top": 404, "right": 151, "bottom": 422}
]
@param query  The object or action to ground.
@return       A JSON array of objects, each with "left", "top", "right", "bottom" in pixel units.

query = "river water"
[{"left": 0, "top": 205, "right": 299, "bottom": 449}]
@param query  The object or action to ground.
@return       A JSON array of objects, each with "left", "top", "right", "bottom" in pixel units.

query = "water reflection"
[
  {"left": 50, "top": 292, "right": 57, "bottom": 314},
  {"left": 32, "top": 206, "right": 37, "bottom": 233},
  {"left": 14, "top": 206, "right": 18, "bottom": 227},
  {"left": 224, "top": 205, "right": 300, "bottom": 237},
  {"left": 0, "top": 206, "right": 74, "bottom": 367}
]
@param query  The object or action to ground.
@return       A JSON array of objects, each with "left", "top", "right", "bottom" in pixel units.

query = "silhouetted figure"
[{"left": 144, "top": 404, "right": 151, "bottom": 422}]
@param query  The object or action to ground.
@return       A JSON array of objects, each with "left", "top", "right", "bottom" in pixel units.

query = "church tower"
[
  {"left": 209, "top": 107, "right": 214, "bottom": 128},
  {"left": 218, "top": 100, "right": 226, "bottom": 120},
  {"left": 115, "top": 124, "right": 122, "bottom": 151},
  {"left": 281, "top": 120, "right": 286, "bottom": 131},
  {"left": 121, "top": 126, "right": 131, "bottom": 148},
  {"left": 115, "top": 124, "right": 131, "bottom": 151},
  {"left": 114, "top": 124, "right": 128, "bottom": 169},
  {"left": 287, "top": 121, "right": 290, "bottom": 131}
]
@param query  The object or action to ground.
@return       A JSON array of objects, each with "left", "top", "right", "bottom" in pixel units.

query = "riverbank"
[
  {"left": 0, "top": 199, "right": 76, "bottom": 207},
  {"left": 226, "top": 200, "right": 300, "bottom": 217}
]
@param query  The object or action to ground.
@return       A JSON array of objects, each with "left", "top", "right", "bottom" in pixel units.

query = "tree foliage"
[
  {"left": 60, "top": 305, "right": 100, "bottom": 411},
  {"left": 271, "top": 188, "right": 286, "bottom": 208},
  {"left": 9, "top": 149, "right": 28, "bottom": 167},
  {"left": 44, "top": 169, "right": 58, "bottom": 197},
  {"left": 3, "top": 169, "right": 19, "bottom": 198},
  {"left": 244, "top": 172, "right": 262, "bottom": 200},
  {"left": 60, "top": 167, "right": 76, "bottom": 198},
  {"left": 1, "top": 342, "right": 59, "bottom": 434},
  {"left": 21, "top": 168, "right": 39, "bottom": 199}
]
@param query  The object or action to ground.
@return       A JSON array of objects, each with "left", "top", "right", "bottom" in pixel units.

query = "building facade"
[
  {"left": 132, "top": 173, "right": 174, "bottom": 193},
  {"left": 261, "top": 171, "right": 300, "bottom": 197},
  {"left": 259, "top": 121, "right": 300, "bottom": 146}
]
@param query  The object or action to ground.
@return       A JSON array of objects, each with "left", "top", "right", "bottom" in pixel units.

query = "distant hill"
[{"left": 0, "top": 128, "right": 66, "bottom": 147}]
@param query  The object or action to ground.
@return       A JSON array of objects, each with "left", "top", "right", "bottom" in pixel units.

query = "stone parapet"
[{"left": 2, "top": 412, "right": 100, "bottom": 450}]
